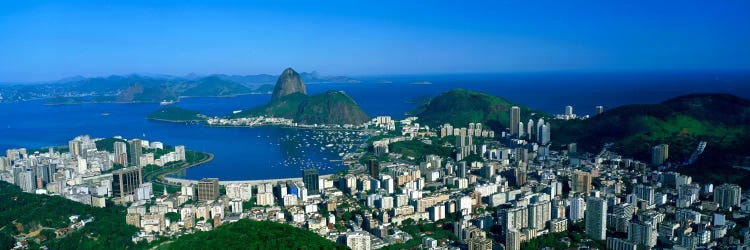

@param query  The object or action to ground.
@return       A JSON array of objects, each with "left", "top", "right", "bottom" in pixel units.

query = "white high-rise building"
[
  {"left": 569, "top": 197, "right": 586, "bottom": 222},
  {"left": 174, "top": 145, "right": 186, "bottom": 161},
  {"left": 346, "top": 232, "right": 371, "bottom": 250},
  {"left": 585, "top": 197, "right": 607, "bottom": 240},
  {"left": 506, "top": 227, "right": 521, "bottom": 250},
  {"left": 114, "top": 141, "right": 128, "bottom": 166},
  {"left": 528, "top": 200, "right": 552, "bottom": 230}
]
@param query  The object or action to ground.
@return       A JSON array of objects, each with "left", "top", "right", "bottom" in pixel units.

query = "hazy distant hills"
[
  {"left": 0, "top": 71, "right": 358, "bottom": 103},
  {"left": 416, "top": 89, "right": 750, "bottom": 187},
  {"left": 149, "top": 68, "right": 369, "bottom": 125}
]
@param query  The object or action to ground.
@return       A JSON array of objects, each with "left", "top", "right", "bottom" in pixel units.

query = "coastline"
[
  {"left": 152, "top": 151, "right": 341, "bottom": 186},
  {"left": 164, "top": 174, "right": 335, "bottom": 186}
]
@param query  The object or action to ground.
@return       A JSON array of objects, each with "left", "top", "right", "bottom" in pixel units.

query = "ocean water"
[{"left": 1, "top": 72, "right": 748, "bottom": 180}]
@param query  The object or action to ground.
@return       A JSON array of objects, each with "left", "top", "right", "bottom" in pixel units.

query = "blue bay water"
[{"left": 1, "top": 72, "right": 748, "bottom": 180}]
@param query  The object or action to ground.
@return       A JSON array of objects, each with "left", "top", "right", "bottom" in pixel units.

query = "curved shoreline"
[
  {"left": 145, "top": 152, "right": 214, "bottom": 187},
  {"left": 152, "top": 152, "right": 339, "bottom": 186}
]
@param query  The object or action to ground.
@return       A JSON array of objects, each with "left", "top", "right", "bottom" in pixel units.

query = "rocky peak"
[{"left": 271, "top": 67, "right": 307, "bottom": 102}]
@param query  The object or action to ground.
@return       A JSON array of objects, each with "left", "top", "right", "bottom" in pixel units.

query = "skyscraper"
[
  {"left": 526, "top": 119, "right": 534, "bottom": 140},
  {"left": 565, "top": 105, "right": 573, "bottom": 116},
  {"left": 197, "top": 178, "right": 220, "bottom": 201},
  {"left": 303, "top": 168, "right": 320, "bottom": 195},
  {"left": 509, "top": 106, "right": 520, "bottom": 136},
  {"left": 112, "top": 167, "right": 142, "bottom": 201},
  {"left": 585, "top": 197, "right": 607, "bottom": 240},
  {"left": 628, "top": 220, "right": 657, "bottom": 248},
  {"left": 528, "top": 200, "right": 552, "bottom": 230},
  {"left": 368, "top": 159, "right": 379, "bottom": 178},
  {"left": 68, "top": 139, "right": 82, "bottom": 159},
  {"left": 128, "top": 139, "right": 143, "bottom": 167},
  {"left": 535, "top": 118, "right": 544, "bottom": 142},
  {"left": 540, "top": 123, "right": 551, "bottom": 145},
  {"left": 505, "top": 227, "right": 520, "bottom": 250},
  {"left": 569, "top": 197, "right": 586, "bottom": 222},
  {"left": 596, "top": 106, "right": 604, "bottom": 115},
  {"left": 651, "top": 144, "right": 669, "bottom": 166},
  {"left": 633, "top": 184, "right": 655, "bottom": 205},
  {"left": 114, "top": 141, "right": 128, "bottom": 166},
  {"left": 714, "top": 184, "right": 742, "bottom": 208},
  {"left": 572, "top": 171, "right": 592, "bottom": 194}
]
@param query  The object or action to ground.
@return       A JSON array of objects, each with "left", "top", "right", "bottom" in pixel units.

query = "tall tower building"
[
  {"left": 540, "top": 123, "right": 551, "bottom": 145},
  {"left": 303, "top": 168, "right": 320, "bottom": 195},
  {"left": 528, "top": 200, "right": 552, "bottom": 230},
  {"left": 509, "top": 106, "right": 520, "bottom": 136},
  {"left": 114, "top": 141, "right": 128, "bottom": 166},
  {"left": 585, "top": 197, "right": 607, "bottom": 240},
  {"left": 197, "top": 178, "right": 220, "bottom": 201},
  {"left": 596, "top": 106, "right": 604, "bottom": 115},
  {"left": 651, "top": 144, "right": 669, "bottom": 166},
  {"left": 526, "top": 119, "right": 534, "bottom": 140},
  {"left": 628, "top": 221, "right": 657, "bottom": 248},
  {"left": 368, "top": 159, "right": 379, "bottom": 178},
  {"left": 572, "top": 171, "right": 592, "bottom": 194},
  {"left": 569, "top": 197, "right": 586, "bottom": 222},
  {"left": 505, "top": 227, "right": 520, "bottom": 250},
  {"left": 535, "top": 118, "right": 544, "bottom": 142},
  {"left": 128, "top": 139, "right": 143, "bottom": 167},
  {"left": 714, "top": 184, "right": 741, "bottom": 208},
  {"left": 633, "top": 184, "right": 656, "bottom": 205},
  {"left": 112, "top": 167, "right": 142, "bottom": 201},
  {"left": 565, "top": 105, "right": 573, "bottom": 116},
  {"left": 68, "top": 139, "right": 82, "bottom": 159}
]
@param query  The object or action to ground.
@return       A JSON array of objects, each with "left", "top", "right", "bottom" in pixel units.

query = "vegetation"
[
  {"left": 389, "top": 140, "right": 453, "bottom": 162},
  {"left": 158, "top": 219, "right": 348, "bottom": 250},
  {"left": 233, "top": 91, "right": 370, "bottom": 125},
  {"left": 0, "top": 181, "right": 149, "bottom": 249},
  {"left": 95, "top": 137, "right": 128, "bottom": 153},
  {"left": 552, "top": 94, "right": 750, "bottom": 187},
  {"left": 413, "top": 89, "right": 549, "bottom": 133},
  {"left": 147, "top": 107, "right": 205, "bottom": 122}
]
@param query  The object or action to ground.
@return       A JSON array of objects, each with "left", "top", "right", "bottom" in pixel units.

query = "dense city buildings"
[{"left": 1, "top": 114, "right": 748, "bottom": 249}]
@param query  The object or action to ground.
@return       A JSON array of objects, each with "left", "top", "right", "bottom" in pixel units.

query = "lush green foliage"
[
  {"left": 389, "top": 140, "right": 453, "bottom": 162},
  {"left": 414, "top": 89, "right": 548, "bottom": 132},
  {"left": 95, "top": 137, "right": 128, "bottom": 153},
  {"left": 0, "top": 182, "right": 146, "bottom": 249},
  {"left": 147, "top": 107, "right": 205, "bottom": 122},
  {"left": 552, "top": 94, "right": 750, "bottom": 187},
  {"left": 233, "top": 91, "right": 370, "bottom": 125},
  {"left": 159, "top": 219, "right": 348, "bottom": 250}
]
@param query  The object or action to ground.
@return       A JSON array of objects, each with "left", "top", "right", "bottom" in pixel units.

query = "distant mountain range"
[
  {"left": 0, "top": 71, "right": 359, "bottom": 103},
  {"left": 149, "top": 68, "right": 370, "bottom": 125},
  {"left": 414, "top": 89, "right": 750, "bottom": 187}
]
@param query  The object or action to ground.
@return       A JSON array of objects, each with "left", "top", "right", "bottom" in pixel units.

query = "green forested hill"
[
  {"left": 413, "top": 89, "right": 549, "bottom": 131},
  {"left": 552, "top": 93, "right": 750, "bottom": 187},
  {"left": 158, "top": 219, "right": 348, "bottom": 250},
  {"left": 0, "top": 182, "right": 147, "bottom": 249}
]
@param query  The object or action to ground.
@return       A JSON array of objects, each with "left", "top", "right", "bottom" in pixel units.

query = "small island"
[{"left": 147, "top": 107, "right": 206, "bottom": 123}]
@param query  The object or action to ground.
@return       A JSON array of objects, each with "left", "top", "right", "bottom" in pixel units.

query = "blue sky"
[{"left": 1, "top": 0, "right": 749, "bottom": 82}]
